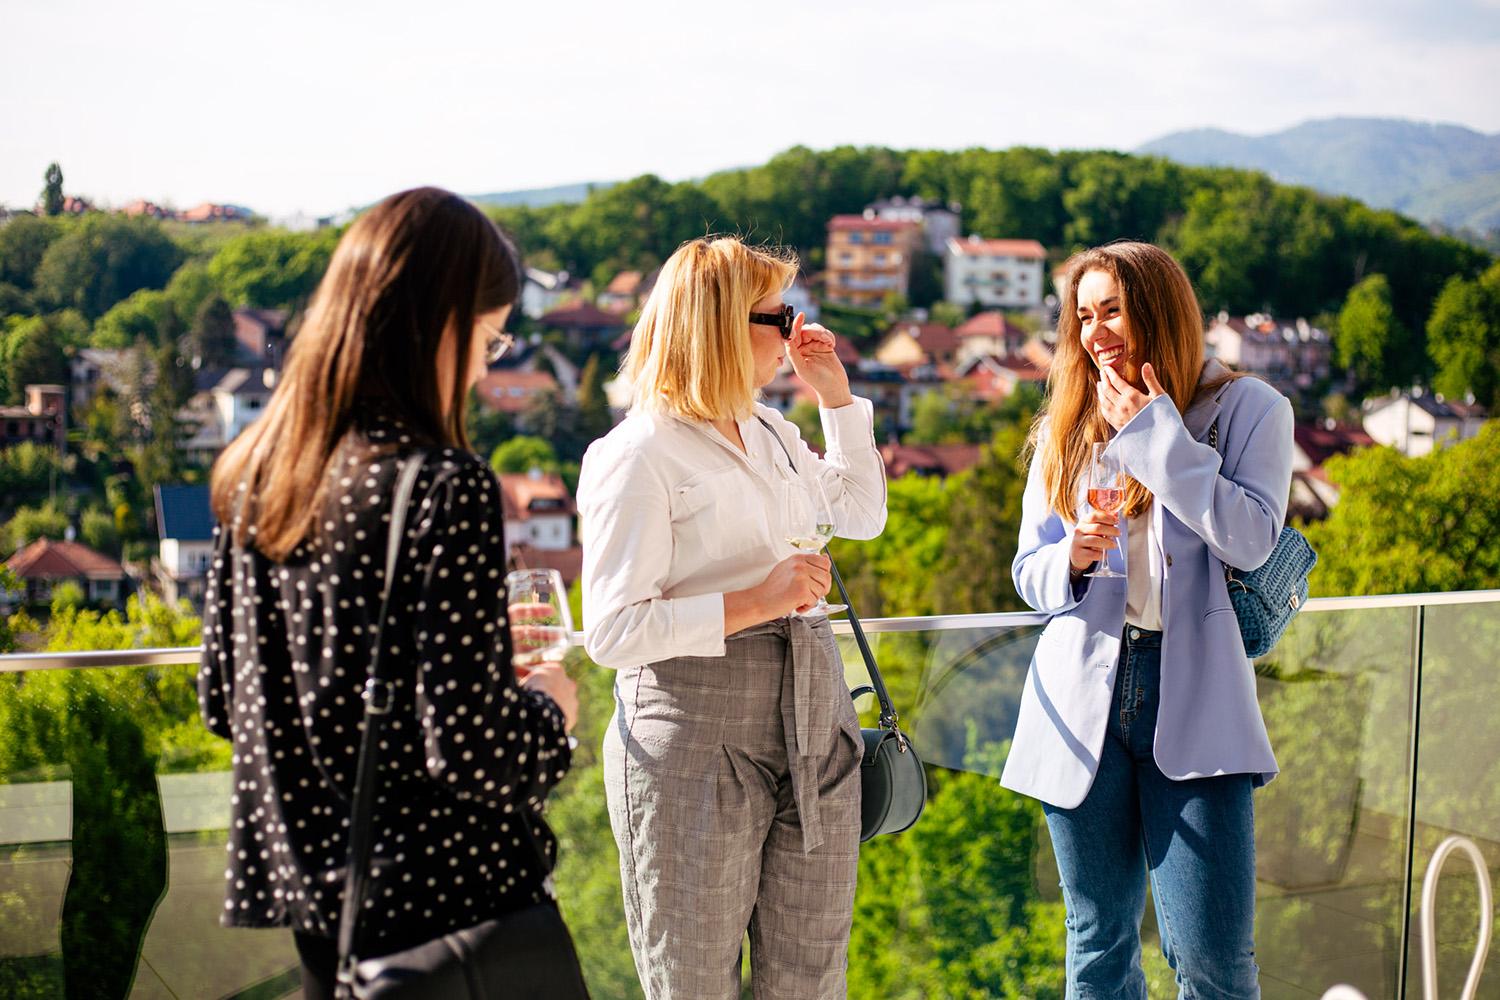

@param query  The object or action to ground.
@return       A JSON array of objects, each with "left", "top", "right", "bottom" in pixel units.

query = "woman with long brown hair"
[
  {"left": 1001, "top": 241, "right": 1292, "bottom": 996},
  {"left": 197, "top": 187, "right": 578, "bottom": 998}
]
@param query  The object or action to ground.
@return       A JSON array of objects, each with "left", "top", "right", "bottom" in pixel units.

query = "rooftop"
[{"left": 6, "top": 538, "right": 125, "bottom": 581}]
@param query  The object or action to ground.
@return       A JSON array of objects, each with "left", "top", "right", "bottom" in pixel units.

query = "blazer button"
[{"left": 1166, "top": 554, "right": 1174, "bottom": 567}]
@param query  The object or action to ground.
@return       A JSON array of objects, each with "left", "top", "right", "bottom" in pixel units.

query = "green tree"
[
  {"left": 90, "top": 288, "right": 175, "bottom": 349},
  {"left": 187, "top": 294, "right": 239, "bottom": 368},
  {"left": 784, "top": 400, "right": 825, "bottom": 451},
  {"left": 1303, "top": 423, "right": 1500, "bottom": 596},
  {"left": 79, "top": 506, "right": 120, "bottom": 557},
  {"left": 1427, "top": 262, "right": 1500, "bottom": 409},
  {"left": 933, "top": 420, "right": 1032, "bottom": 615},
  {"left": 49, "top": 580, "right": 85, "bottom": 613},
  {"left": 0, "top": 213, "right": 63, "bottom": 290},
  {"left": 5, "top": 501, "right": 69, "bottom": 553},
  {"left": 32, "top": 214, "right": 183, "bottom": 319},
  {"left": 929, "top": 301, "right": 966, "bottom": 328},
  {"left": 1334, "top": 273, "right": 1414, "bottom": 390},
  {"left": 205, "top": 228, "right": 338, "bottom": 310},
  {"left": 42, "top": 163, "right": 64, "bottom": 216},
  {"left": 162, "top": 260, "right": 218, "bottom": 327},
  {"left": 0, "top": 441, "right": 70, "bottom": 512},
  {"left": 490, "top": 435, "right": 560, "bottom": 475},
  {"left": 574, "top": 353, "right": 615, "bottom": 446}
]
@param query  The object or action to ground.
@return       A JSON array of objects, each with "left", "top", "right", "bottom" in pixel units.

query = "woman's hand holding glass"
[
  {"left": 778, "top": 478, "right": 846, "bottom": 617},
  {"left": 505, "top": 568, "right": 578, "bottom": 734}
]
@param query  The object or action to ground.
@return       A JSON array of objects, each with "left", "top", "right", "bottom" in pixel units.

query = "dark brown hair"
[{"left": 210, "top": 186, "right": 520, "bottom": 560}]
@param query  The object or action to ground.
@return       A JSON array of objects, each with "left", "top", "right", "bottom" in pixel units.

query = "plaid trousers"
[{"left": 602, "top": 616, "right": 864, "bottom": 1000}]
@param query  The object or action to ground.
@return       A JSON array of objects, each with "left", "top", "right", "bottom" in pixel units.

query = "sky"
[{"left": 3, "top": 0, "right": 1499, "bottom": 219}]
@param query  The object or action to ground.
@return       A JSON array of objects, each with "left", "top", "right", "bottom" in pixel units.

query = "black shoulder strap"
[
  {"left": 337, "top": 451, "right": 426, "bottom": 985},
  {"left": 754, "top": 415, "right": 902, "bottom": 733}
]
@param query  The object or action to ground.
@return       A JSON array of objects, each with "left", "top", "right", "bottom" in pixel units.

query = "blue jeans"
[{"left": 1043, "top": 626, "right": 1260, "bottom": 1000}]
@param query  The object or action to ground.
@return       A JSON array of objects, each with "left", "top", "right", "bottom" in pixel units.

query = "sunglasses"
[{"left": 748, "top": 303, "right": 796, "bottom": 340}]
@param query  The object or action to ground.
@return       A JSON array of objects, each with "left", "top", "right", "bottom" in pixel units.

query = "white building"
[
  {"left": 179, "top": 366, "right": 276, "bottom": 462},
  {"left": 1204, "top": 313, "right": 1332, "bottom": 389},
  {"left": 520, "top": 267, "right": 572, "bottom": 320},
  {"left": 498, "top": 470, "right": 575, "bottom": 551},
  {"left": 944, "top": 237, "right": 1047, "bottom": 309},
  {"left": 1361, "top": 390, "right": 1488, "bottom": 457},
  {"left": 154, "top": 485, "right": 215, "bottom": 607}
]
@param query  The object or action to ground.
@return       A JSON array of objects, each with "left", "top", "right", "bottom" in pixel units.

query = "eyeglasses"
[
  {"left": 482, "top": 327, "right": 515, "bottom": 364},
  {"left": 748, "top": 303, "right": 795, "bottom": 340}
]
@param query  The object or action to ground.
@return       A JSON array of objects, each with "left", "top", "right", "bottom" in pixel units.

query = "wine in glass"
[
  {"left": 780, "top": 478, "right": 846, "bottom": 616},
  {"left": 1085, "top": 442, "right": 1126, "bottom": 579},
  {"left": 505, "top": 568, "right": 573, "bottom": 678},
  {"left": 506, "top": 568, "right": 579, "bottom": 749}
]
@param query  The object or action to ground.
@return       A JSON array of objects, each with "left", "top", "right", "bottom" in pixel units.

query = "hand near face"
[
  {"left": 1097, "top": 362, "right": 1166, "bottom": 431},
  {"left": 785, "top": 312, "right": 853, "bottom": 409}
]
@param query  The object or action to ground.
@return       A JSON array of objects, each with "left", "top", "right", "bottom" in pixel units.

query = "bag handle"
[
  {"left": 337, "top": 451, "right": 426, "bottom": 987},
  {"left": 754, "top": 416, "right": 903, "bottom": 734}
]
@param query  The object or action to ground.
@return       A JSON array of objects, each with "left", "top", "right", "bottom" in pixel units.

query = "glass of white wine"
[
  {"left": 506, "top": 568, "right": 578, "bottom": 749},
  {"left": 780, "top": 477, "right": 846, "bottom": 617},
  {"left": 1085, "top": 441, "right": 1126, "bottom": 579}
]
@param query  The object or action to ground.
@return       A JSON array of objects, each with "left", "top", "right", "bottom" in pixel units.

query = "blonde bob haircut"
[{"left": 625, "top": 236, "right": 798, "bottom": 422}]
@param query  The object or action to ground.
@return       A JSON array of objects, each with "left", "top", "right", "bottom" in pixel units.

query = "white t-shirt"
[
  {"left": 1125, "top": 509, "right": 1164, "bottom": 631},
  {"left": 578, "top": 398, "right": 888, "bottom": 669}
]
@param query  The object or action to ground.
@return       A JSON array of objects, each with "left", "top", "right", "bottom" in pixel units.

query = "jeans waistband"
[{"left": 1123, "top": 625, "right": 1162, "bottom": 648}]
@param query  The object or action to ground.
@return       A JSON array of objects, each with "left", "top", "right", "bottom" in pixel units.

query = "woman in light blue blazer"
[{"left": 1001, "top": 241, "right": 1293, "bottom": 998}]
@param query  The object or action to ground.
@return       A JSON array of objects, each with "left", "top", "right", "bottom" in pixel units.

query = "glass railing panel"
[
  {"left": 1251, "top": 605, "right": 1419, "bottom": 998},
  {"left": 1409, "top": 600, "right": 1500, "bottom": 999},
  {"left": 0, "top": 657, "right": 299, "bottom": 999}
]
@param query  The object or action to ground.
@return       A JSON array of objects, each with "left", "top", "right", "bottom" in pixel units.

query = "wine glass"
[
  {"left": 779, "top": 477, "right": 846, "bottom": 617},
  {"left": 1085, "top": 442, "right": 1126, "bottom": 579},
  {"left": 506, "top": 568, "right": 578, "bottom": 749}
]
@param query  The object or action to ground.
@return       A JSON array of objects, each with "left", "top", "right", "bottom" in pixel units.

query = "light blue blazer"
[{"left": 999, "top": 364, "right": 1294, "bottom": 809}]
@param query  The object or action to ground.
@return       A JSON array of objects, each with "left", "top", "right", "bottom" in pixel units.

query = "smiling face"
[
  {"left": 1075, "top": 268, "right": 1143, "bottom": 390},
  {"left": 748, "top": 292, "right": 788, "bottom": 389}
]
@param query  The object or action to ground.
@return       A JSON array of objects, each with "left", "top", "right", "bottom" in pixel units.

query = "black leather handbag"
[
  {"left": 334, "top": 454, "right": 590, "bottom": 1000},
  {"left": 830, "top": 559, "right": 928, "bottom": 841},
  {"left": 754, "top": 416, "right": 927, "bottom": 841}
]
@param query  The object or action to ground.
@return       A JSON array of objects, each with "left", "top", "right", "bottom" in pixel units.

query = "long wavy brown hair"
[
  {"left": 1031, "top": 241, "right": 1238, "bottom": 521},
  {"left": 210, "top": 187, "right": 520, "bottom": 560}
]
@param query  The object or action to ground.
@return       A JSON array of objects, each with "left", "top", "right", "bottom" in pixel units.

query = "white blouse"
[
  {"left": 1125, "top": 509, "right": 1164, "bottom": 631},
  {"left": 578, "top": 398, "right": 888, "bottom": 669}
]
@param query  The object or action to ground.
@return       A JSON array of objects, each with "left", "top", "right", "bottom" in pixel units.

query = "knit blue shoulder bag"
[{"left": 1209, "top": 419, "right": 1318, "bottom": 658}]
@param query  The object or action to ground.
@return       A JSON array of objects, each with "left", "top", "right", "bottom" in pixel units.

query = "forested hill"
[{"left": 1139, "top": 117, "right": 1500, "bottom": 242}]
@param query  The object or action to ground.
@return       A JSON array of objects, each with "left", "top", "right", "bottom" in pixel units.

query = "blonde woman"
[{"left": 578, "top": 236, "right": 887, "bottom": 999}]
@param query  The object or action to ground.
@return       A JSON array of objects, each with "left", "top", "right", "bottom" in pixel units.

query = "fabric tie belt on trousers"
[{"left": 728, "top": 615, "right": 844, "bottom": 854}]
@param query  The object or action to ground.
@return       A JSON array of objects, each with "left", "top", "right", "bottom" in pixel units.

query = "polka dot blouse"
[{"left": 197, "top": 415, "right": 573, "bottom": 952}]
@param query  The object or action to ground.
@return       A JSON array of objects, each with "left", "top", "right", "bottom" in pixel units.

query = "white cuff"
[{"left": 671, "top": 591, "right": 727, "bottom": 658}]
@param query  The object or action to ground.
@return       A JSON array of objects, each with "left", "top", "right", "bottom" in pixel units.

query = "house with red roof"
[
  {"left": 539, "top": 300, "right": 628, "bottom": 350},
  {"left": 879, "top": 442, "right": 983, "bottom": 479},
  {"left": 955, "top": 311, "right": 1034, "bottom": 364},
  {"left": 875, "top": 322, "right": 962, "bottom": 369},
  {"left": 497, "top": 471, "right": 582, "bottom": 584},
  {"left": 945, "top": 236, "right": 1047, "bottom": 309},
  {"left": 4, "top": 538, "right": 128, "bottom": 608},
  {"left": 475, "top": 370, "right": 559, "bottom": 415}
]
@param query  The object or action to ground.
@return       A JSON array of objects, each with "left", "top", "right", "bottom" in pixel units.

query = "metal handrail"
[
  {"left": 3, "top": 590, "right": 1499, "bottom": 673},
  {"left": 1320, "top": 835, "right": 1493, "bottom": 1000}
]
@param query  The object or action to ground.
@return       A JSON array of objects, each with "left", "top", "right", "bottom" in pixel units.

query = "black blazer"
[{"left": 198, "top": 415, "right": 572, "bottom": 952}]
